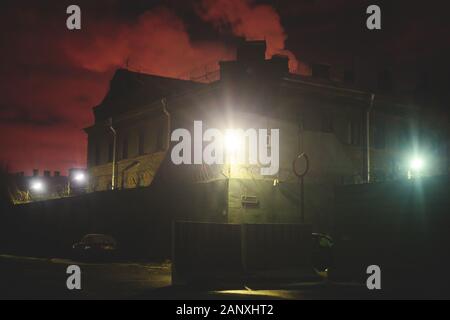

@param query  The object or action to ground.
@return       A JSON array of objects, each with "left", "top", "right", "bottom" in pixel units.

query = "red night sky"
[{"left": 0, "top": 0, "right": 448, "bottom": 175}]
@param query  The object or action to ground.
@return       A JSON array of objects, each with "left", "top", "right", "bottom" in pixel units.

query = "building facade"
[{"left": 84, "top": 41, "right": 448, "bottom": 230}]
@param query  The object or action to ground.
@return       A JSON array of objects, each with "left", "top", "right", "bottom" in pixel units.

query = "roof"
[
  {"left": 93, "top": 69, "right": 206, "bottom": 122},
  {"left": 90, "top": 60, "right": 422, "bottom": 128}
]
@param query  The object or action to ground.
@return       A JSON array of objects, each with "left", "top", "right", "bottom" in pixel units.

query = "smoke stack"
[
  {"left": 312, "top": 64, "right": 331, "bottom": 80},
  {"left": 54, "top": 171, "right": 60, "bottom": 177},
  {"left": 237, "top": 40, "right": 266, "bottom": 62},
  {"left": 33, "top": 169, "right": 39, "bottom": 177},
  {"left": 270, "top": 54, "right": 290, "bottom": 74},
  {"left": 44, "top": 170, "right": 51, "bottom": 177}
]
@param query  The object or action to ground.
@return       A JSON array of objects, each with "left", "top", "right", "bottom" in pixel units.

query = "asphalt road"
[
  {"left": 0, "top": 254, "right": 375, "bottom": 300},
  {"left": 0, "top": 255, "right": 171, "bottom": 299},
  {"left": 1, "top": 254, "right": 432, "bottom": 300}
]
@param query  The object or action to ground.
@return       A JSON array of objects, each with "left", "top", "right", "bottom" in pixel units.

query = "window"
[
  {"left": 321, "top": 113, "right": 333, "bottom": 133},
  {"left": 374, "top": 121, "right": 386, "bottom": 149},
  {"left": 397, "top": 122, "right": 408, "bottom": 147},
  {"left": 347, "top": 121, "right": 361, "bottom": 146},
  {"left": 138, "top": 129, "right": 145, "bottom": 156},
  {"left": 122, "top": 135, "right": 129, "bottom": 160},
  {"left": 301, "top": 111, "right": 321, "bottom": 132},
  {"left": 94, "top": 143, "right": 101, "bottom": 166},
  {"left": 156, "top": 125, "right": 165, "bottom": 151}
]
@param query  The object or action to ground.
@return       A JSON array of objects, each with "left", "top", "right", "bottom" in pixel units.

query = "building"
[
  {"left": 11, "top": 169, "right": 68, "bottom": 202},
  {"left": 84, "top": 40, "right": 448, "bottom": 231},
  {"left": 10, "top": 168, "right": 88, "bottom": 202}
]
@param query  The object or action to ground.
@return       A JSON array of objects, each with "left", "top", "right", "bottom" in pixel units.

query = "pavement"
[
  {"left": 0, "top": 254, "right": 440, "bottom": 300},
  {"left": 0, "top": 254, "right": 171, "bottom": 299}
]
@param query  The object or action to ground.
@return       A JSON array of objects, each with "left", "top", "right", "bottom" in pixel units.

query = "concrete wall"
[
  {"left": 0, "top": 179, "right": 228, "bottom": 260},
  {"left": 227, "top": 179, "right": 334, "bottom": 232},
  {"left": 332, "top": 175, "right": 450, "bottom": 290}
]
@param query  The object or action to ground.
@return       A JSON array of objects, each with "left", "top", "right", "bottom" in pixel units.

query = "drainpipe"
[
  {"left": 108, "top": 119, "right": 117, "bottom": 190},
  {"left": 365, "top": 94, "right": 375, "bottom": 183},
  {"left": 161, "top": 98, "right": 171, "bottom": 150}
]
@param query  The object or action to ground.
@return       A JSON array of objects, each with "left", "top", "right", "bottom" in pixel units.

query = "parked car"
[
  {"left": 312, "top": 233, "right": 334, "bottom": 273},
  {"left": 72, "top": 234, "right": 117, "bottom": 261}
]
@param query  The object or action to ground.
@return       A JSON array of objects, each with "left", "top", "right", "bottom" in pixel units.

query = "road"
[
  {"left": 0, "top": 255, "right": 171, "bottom": 299},
  {"left": 0, "top": 254, "right": 415, "bottom": 300}
]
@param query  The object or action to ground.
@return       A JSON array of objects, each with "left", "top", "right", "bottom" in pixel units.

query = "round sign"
[{"left": 292, "top": 152, "right": 310, "bottom": 178}]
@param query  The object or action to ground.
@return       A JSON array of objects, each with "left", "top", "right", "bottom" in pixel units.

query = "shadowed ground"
[{"left": 0, "top": 254, "right": 414, "bottom": 300}]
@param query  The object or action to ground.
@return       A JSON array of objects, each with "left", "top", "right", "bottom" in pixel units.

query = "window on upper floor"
[
  {"left": 138, "top": 129, "right": 145, "bottom": 156},
  {"left": 108, "top": 142, "right": 114, "bottom": 163},
  {"left": 374, "top": 120, "right": 386, "bottom": 149},
  {"left": 122, "top": 135, "right": 129, "bottom": 160},
  {"left": 321, "top": 113, "right": 333, "bottom": 133},
  {"left": 347, "top": 120, "right": 361, "bottom": 146},
  {"left": 94, "top": 143, "right": 101, "bottom": 166},
  {"left": 156, "top": 125, "right": 165, "bottom": 151},
  {"left": 300, "top": 111, "right": 322, "bottom": 132}
]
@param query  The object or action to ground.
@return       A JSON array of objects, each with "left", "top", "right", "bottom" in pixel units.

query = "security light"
[
  {"left": 30, "top": 180, "right": 45, "bottom": 192},
  {"left": 73, "top": 172, "right": 87, "bottom": 183},
  {"left": 408, "top": 155, "right": 426, "bottom": 179},
  {"left": 224, "top": 130, "right": 242, "bottom": 153},
  {"left": 409, "top": 157, "right": 424, "bottom": 172}
]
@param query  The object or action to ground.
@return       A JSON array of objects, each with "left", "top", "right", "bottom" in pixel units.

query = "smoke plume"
[{"left": 196, "top": 0, "right": 299, "bottom": 72}]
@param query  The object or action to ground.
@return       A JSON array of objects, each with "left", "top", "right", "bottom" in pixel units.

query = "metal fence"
[{"left": 172, "top": 221, "right": 312, "bottom": 284}]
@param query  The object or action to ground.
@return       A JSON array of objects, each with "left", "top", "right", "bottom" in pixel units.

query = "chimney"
[
  {"left": 312, "top": 64, "right": 331, "bottom": 80},
  {"left": 54, "top": 171, "right": 60, "bottom": 177},
  {"left": 44, "top": 170, "right": 51, "bottom": 177},
  {"left": 33, "top": 169, "right": 39, "bottom": 177},
  {"left": 237, "top": 40, "right": 266, "bottom": 62},
  {"left": 270, "top": 55, "right": 290, "bottom": 74}
]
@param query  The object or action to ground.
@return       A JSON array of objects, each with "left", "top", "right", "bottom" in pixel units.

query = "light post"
[{"left": 108, "top": 118, "right": 117, "bottom": 190}]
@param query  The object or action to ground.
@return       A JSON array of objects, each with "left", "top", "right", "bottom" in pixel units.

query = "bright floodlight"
[
  {"left": 73, "top": 172, "right": 86, "bottom": 183},
  {"left": 410, "top": 157, "right": 424, "bottom": 171},
  {"left": 30, "top": 180, "right": 44, "bottom": 192},
  {"left": 224, "top": 130, "right": 242, "bottom": 153}
]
